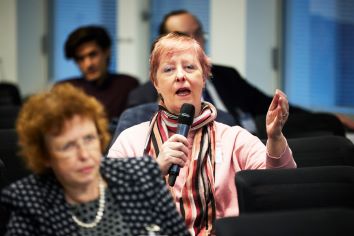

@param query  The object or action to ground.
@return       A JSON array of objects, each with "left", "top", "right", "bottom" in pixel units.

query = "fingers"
[
  {"left": 157, "top": 134, "right": 190, "bottom": 175},
  {"left": 165, "top": 142, "right": 189, "bottom": 162},
  {"left": 168, "top": 134, "right": 189, "bottom": 148},
  {"left": 268, "top": 91, "right": 280, "bottom": 111},
  {"left": 267, "top": 90, "right": 289, "bottom": 126},
  {"left": 275, "top": 88, "right": 287, "bottom": 97},
  {"left": 266, "top": 90, "right": 290, "bottom": 140},
  {"left": 277, "top": 96, "right": 289, "bottom": 126},
  {"left": 271, "top": 89, "right": 288, "bottom": 113}
]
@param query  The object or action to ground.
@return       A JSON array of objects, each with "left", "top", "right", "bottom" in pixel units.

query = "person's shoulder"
[
  {"left": 120, "top": 121, "right": 150, "bottom": 135},
  {"left": 112, "top": 121, "right": 150, "bottom": 147},
  {"left": 127, "top": 81, "right": 157, "bottom": 107},
  {"left": 55, "top": 77, "right": 86, "bottom": 88},
  {"left": 211, "top": 64, "right": 243, "bottom": 83},
  {"left": 131, "top": 81, "right": 155, "bottom": 93},
  {"left": 110, "top": 73, "right": 139, "bottom": 82},
  {"left": 102, "top": 156, "right": 161, "bottom": 183},
  {"left": 122, "top": 103, "right": 158, "bottom": 118},
  {"left": 214, "top": 121, "right": 249, "bottom": 137},
  {"left": 56, "top": 76, "right": 83, "bottom": 83},
  {"left": 1, "top": 174, "right": 46, "bottom": 202},
  {"left": 212, "top": 63, "right": 239, "bottom": 73},
  {"left": 103, "top": 156, "right": 158, "bottom": 172},
  {"left": 215, "top": 121, "right": 237, "bottom": 132},
  {"left": 214, "top": 121, "right": 260, "bottom": 147}
]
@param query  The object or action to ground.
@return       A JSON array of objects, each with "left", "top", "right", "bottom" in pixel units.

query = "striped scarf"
[{"left": 144, "top": 102, "right": 217, "bottom": 236}]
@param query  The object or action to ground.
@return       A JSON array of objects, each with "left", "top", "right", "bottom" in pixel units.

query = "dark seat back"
[
  {"left": 287, "top": 135, "right": 354, "bottom": 167},
  {"left": 0, "top": 106, "right": 20, "bottom": 129},
  {"left": 0, "top": 129, "right": 30, "bottom": 189},
  {"left": 0, "top": 82, "right": 21, "bottom": 106},
  {"left": 236, "top": 166, "right": 354, "bottom": 214},
  {"left": 215, "top": 208, "right": 354, "bottom": 236}
]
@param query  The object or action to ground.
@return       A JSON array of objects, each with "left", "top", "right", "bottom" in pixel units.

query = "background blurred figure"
[
  {"left": 0, "top": 84, "right": 190, "bottom": 236},
  {"left": 109, "top": 32, "right": 296, "bottom": 236},
  {"left": 58, "top": 25, "right": 139, "bottom": 121},
  {"left": 127, "top": 10, "right": 354, "bottom": 132}
]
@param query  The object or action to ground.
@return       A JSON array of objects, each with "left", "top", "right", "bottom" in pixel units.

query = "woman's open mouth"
[{"left": 176, "top": 87, "right": 191, "bottom": 96}]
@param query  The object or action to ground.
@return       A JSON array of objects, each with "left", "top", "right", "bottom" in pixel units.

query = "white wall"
[
  {"left": 0, "top": 0, "right": 47, "bottom": 97},
  {"left": 0, "top": 0, "right": 17, "bottom": 84},
  {"left": 17, "top": 0, "right": 48, "bottom": 97},
  {"left": 1, "top": 0, "right": 277, "bottom": 96},
  {"left": 117, "top": 0, "right": 150, "bottom": 82},
  {"left": 210, "top": 0, "right": 246, "bottom": 77},
  {"left": 246, "top": 0, "right": 278, "bottom": 95},
  {"left": 210, "top": 0, "right": 278, "bottom": 95}
]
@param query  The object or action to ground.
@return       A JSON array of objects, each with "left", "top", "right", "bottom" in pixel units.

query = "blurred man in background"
[{"left": 59, "top": 25, "right": 139, "bottom": 121}]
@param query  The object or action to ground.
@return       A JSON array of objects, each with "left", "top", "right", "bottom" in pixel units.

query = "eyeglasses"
[{"left": 50, "top": 133, "right": 101, "bottom": 159}]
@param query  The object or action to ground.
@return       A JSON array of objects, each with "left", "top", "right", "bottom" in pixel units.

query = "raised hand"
[
  {"left": 266, "top": 89, "right": 289, "bottom": 140},
  {"left": 265, "top": 89, "right": 289, "bottom": 157}
]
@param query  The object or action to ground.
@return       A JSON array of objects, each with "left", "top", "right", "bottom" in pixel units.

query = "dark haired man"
[{"left": 58, "top": 25, "right": 139, "bottom": 120}]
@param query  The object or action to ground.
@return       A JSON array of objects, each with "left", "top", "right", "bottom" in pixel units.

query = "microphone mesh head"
[{"left": 178, "top": 103, "right": 195, "bottom": 125}]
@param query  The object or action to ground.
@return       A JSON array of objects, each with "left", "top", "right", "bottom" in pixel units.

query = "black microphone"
[{"left": 168, "top": 103, "right": 195, "bottom": 187}]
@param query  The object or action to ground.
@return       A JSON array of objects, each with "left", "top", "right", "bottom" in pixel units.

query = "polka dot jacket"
[{"left": 0, "top": 156, "right": 191, "bottom": 236}]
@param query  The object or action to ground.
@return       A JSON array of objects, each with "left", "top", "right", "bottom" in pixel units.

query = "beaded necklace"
[{"left": 71, "top": 180, "right": 105, "bottom": 228}]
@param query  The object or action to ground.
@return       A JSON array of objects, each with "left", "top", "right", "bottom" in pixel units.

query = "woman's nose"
[
  {"left": 176, "top": 68, "right": 186, "bottom": 81},
  {"left": 76, "top": 142, "right": 90, "bottom": 160}
]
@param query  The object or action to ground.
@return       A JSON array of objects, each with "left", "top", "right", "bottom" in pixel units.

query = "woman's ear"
[
  {"left": 202, "top": 77, "right": 206, "bottom": 88},
  {"left": 153, "top": 79, "right": 160, "bottom": 93}
]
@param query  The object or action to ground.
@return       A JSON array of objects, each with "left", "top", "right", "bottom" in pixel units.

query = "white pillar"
[
  {"left": 210, "top": 0, "right": 246, "bottom": 77},
  {"left": 0, "top": 0, "right": 18, "bottom": 84},
  {"left": 117, "top": 0, "right": 150, "bottom": 82}
]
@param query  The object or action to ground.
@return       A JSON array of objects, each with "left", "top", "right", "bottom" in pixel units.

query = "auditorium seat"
[
  {"left": 0, "top": 129, "right": 30, "bottom": 189},
  {"left": 215, "top": 208, "right": 354, "bottom": 236},
  {"left": 287, "top": 135, "right": 354, "bottom": 167},
  {"left": 0, "top": 106, "right": 20, "bottom": 129},
  {"left": 236, "top": 166, "right": 354, "bottom": 214},
  {"left": 0, "top": 82, "right": 21, "bottom": 106}
]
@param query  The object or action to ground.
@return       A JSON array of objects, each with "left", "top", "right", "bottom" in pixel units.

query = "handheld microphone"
[{"left": 168, "top": 103, "right": 195, "bottom": 186}]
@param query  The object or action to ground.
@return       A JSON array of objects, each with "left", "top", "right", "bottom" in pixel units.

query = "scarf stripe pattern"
[{"left": 144, "top": 102, "right": 217, "bottom": 236}]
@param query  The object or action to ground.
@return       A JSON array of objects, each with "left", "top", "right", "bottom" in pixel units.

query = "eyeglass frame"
[{"left": 48, "top": 133, "right": 102, "bottom": 159}]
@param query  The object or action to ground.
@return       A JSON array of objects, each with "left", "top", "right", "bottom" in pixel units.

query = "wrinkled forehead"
[
  {"left": 158, "top": 39, "right": 199, "bottom": 60},
  {"left": 161, "top": 47, "right": 198, "bottom": 60}
]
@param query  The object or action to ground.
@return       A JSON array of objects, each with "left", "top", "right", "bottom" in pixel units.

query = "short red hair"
[{"left": 149, "top": 32, "right": 211, "bottom": 85}]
